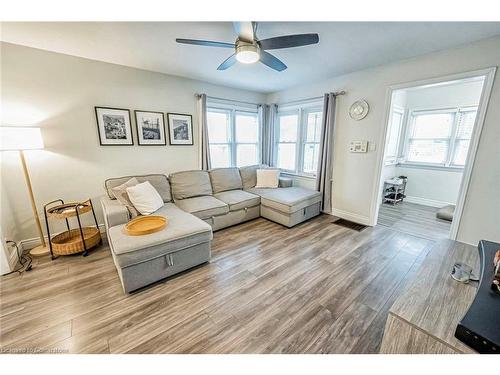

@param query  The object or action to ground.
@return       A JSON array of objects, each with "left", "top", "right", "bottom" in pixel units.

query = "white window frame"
[
  {"left": 275, "top": 100, "right": 323, "bottom": 177},
  {"left": 384, "top": 105, "right": 405, "bottom": 165},
  {"left": 207, "top": 101, "right": 260, "bottom": 168},
  {"left": 399, "top": 105, "right": 478, "bottom": 170}
]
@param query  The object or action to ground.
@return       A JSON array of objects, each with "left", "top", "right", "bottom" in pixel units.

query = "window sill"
[
  {"left": 280, "top": 171, "right": 317, "bottom": 180},
  {"left": 396, "top": 162, "right": 464, "bottom": 172}
]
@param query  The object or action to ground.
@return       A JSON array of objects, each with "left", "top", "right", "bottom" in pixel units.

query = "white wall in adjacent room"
[
  {"left": 395, "top": 167, "right": 463, "bottom": 207},
  {"left": 267, "top": 36, "right": 500, "bottom": 245},
  {"left": 0, "top": 42, "right": 265, "bottom": 244}
]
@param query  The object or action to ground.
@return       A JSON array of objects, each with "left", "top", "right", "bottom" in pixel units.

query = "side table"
[{"left": 43, "top": 198, "right": 102, "bottom": 260}]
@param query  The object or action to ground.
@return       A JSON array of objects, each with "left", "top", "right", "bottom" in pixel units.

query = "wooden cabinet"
[{"left": 380, "top": 240, "right": 478, "bottom": 354}]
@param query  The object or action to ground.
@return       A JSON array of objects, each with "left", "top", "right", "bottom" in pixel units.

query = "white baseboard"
[
  {"left": 331, "top": 208, "right": 372, "bottom": 226},
  {"left": 20, "top": 224, "right": 106, "bottom": 251},
  {"left": 404, "top": 196, "right": 453, "bottom": 208}
]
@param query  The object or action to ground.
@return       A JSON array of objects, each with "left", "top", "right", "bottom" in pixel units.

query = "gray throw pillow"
[{"left": 111, "top": 177, "right": 140, "bottom": 218}]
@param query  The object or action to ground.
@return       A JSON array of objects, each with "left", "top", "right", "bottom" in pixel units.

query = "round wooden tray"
[
  {"left": 125, "top": 215, "right": 167, "bottom": 236},
  {"left": 47, "top": 202, "right": 92, "bottom": 219},
  {"left": 51, "top": 227, "right": 101, "bottom": 255}
]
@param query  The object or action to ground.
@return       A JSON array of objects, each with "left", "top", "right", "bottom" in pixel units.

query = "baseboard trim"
[
  {"left": 331, "top": 208, "right": 372, "bottom": 226},
  {"left": 404, "top": 196, "right": 453, "bottom": 208},
  {"left": 20, "top": 224, "right": 106, "bottom": 251}
]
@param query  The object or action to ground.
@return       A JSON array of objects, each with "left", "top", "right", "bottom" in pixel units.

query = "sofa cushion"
[
  {"left": 108, "top": 203, "right": 212, "bottom": 268},
  {"left": 175, "top": 196, "right": 229, "bottom": 220},
  {"left": 169, "top": 170, "right": 213, "bottom": 200},
  {"left": 214, "top": 190, "right": 260, "bottom": 212},
  {"left": 209, "top": 168, "right": 243, "bottom": 193},
  {"left": 239, "top": 164, "right": 269, "bottom": 190},
  {"left": 248, "top": 187, "right": 322, "bottom": 214},
  {"left": 105, "top": 174, "right": 171, "bottom": 203}
]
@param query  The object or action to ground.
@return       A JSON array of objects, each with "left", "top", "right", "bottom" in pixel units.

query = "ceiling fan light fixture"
[{"left": 235, "top": 44, "right": 260, "bottom": 64}]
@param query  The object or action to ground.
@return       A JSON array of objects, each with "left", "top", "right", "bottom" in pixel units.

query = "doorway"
[{"left": 373, "top": 68, "right": 496, "bottom": 240}]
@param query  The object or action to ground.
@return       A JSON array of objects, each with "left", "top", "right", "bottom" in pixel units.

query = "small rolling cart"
[
  {"left": 43, "top": 198, "right": 102, "bottom": 260},
  {"left": 383, "top": 176, "right": 407, "bottom": 205}
]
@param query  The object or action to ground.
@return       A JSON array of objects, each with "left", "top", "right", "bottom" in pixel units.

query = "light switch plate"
[{"left": 349, "top": 141, "right": 368, "bottom": 153}]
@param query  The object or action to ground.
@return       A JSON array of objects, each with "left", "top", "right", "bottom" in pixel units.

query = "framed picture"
[
  {"left": 95, "top": 107, "right": 133, "bottom": 145},
  {"left": 167, "top": 113, "right": 193, "bottom": 145},
  {"left": 134, "top": 110, "right": 166, "bottom": 145}
]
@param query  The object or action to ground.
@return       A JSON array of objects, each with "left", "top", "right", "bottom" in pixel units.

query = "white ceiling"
[{"left": 2, "top": 22, "right": 500, "bottom": 93}]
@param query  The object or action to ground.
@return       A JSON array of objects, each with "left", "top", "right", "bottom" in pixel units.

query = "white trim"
[
  {"left": 280, "top": 171, "right": 316, "bottom": 181},
  {"left": 371, "top": 67, "right": 497, "bottom": 241},
  {"left": 397, "top": 162, "right": 464, "bottom": 172},
  {"left": 332, "top": 208, "right": 372, "bottom": 226},
  {"left": 19, "top": 224, "right": 106, "bottom": 250},
  {"left": 206, "top": 97, "right": 258, "bottom": 112},
  {"left": 450, "top": 67, "right": 496, "bottom": 240},
  {"left": 404, "top": 196, "right": 454, "bottom": 208}
]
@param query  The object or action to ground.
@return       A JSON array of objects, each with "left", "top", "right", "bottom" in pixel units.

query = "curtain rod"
[
  {"left": 195, "top": 90, "right": 346, "bottom": 107},
  {"left": 277, "top": 91, "right": 346, "bottom": 107},
  {"left": 195, "top": 94, "right": 259, "bottom": 107}
]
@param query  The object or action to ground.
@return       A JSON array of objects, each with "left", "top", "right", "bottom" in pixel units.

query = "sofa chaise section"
[
  {"left": 101, "top": 174, "right": 212, "bottom": 293},
  {"left": 239, "top": 165, "right": 322, "bottom": 228},
  {"left": 248, "top": 187, "right": 322, "bottom": 227},
  {"left": 107, "top": 203, "right": 212, "bottom": 293}
]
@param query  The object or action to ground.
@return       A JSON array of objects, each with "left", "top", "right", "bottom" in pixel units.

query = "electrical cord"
[{"left": 2, "top": 240, "right": 32, "bottom": 275}]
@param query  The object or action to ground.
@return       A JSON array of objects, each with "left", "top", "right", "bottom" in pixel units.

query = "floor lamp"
[{"left": 0, "top": 127, "right": 49, "bottom": 257}]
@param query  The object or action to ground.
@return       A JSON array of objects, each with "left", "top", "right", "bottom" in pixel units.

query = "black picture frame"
[
  {"left": 167, "top": 113, "right": 194, "bottom": 146},
  {"left": 134, "top": 110, "right": 167, "bottom": 146},
  {"left": 95, "top": 106, "right": 134, "bottom": 146}
]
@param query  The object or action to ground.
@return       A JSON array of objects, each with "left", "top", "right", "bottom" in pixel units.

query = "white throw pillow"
[
  {"left": 126, "top": 181, "right": 164, "bottom": 215},
  {"left": 255, "top": 169, "right": 280, "bottom": 189}
]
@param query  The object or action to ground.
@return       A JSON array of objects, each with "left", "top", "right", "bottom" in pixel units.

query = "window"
[
  {"left": 452, "top": 109, "right": 476, "bottom": 166},
  {"left": 276, "top": 112, "right": 299, "bottom": 171},
  {"left": 385, "top": 107, "right": 404, "bottom": 164},
  {"left": 235, "top": 112, "right": 260, "bottom": 167},
  {"left": 402, "top": 107, "right": 477, "bottom": 167},
  {"left": 275, "top": 103, "right": 323, "bottom": 176},
  {"left": 207, "top": 105, "right": 260, "bottom": 168},
  {"left": 207, "top": 109, "right": 231, "bottom": 168}
]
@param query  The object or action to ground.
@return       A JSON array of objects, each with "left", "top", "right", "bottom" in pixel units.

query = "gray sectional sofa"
[{"left": 101, "top": 165, "right": 322, "bottom": 293}]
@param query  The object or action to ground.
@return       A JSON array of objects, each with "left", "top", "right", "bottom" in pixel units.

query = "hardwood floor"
[
  {"left": 0, "top": 215, "right": 436, "bottom": 354},
  {"left": 377, "top": 202, "right": 451, "bottom": 241}
]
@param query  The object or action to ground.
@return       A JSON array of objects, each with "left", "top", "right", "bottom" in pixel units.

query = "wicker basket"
[{"left": 51, "top": 227, "right": 101, "bottom": 255}]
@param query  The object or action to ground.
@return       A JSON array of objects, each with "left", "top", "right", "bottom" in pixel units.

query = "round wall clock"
[{"left": 349, "top": 100, "right": 370, "bottom": 121}]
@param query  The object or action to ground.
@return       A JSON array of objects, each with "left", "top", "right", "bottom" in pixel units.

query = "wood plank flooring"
[
  {"left": 378, "top": 202, "right": 451, "bottom": 241},
  {"left": 0, "top": 214, "right": 436, "bottom": 354}
]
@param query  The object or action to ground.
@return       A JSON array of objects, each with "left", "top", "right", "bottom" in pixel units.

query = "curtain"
[
  {"left": 260, "top": 103, "right": 278, "bottom": 166},
  {"left": 197, "top": 93, "right": 211, "bottom": 170},
  {"left": 316, "top": 93, "right": 337, "bottom": 213}
]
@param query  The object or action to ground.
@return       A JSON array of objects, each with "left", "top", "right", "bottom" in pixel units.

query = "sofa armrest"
[
  {"left": 278, "top": 177, "right": 293, "bottom": 188},
  {"left": 100, "top": 196, "right": 130, "bottom": 229}
]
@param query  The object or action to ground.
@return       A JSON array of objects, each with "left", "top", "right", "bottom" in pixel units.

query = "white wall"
[
  {"left": 394, "top": 166, "right": 462, "bottom": 207},
  {"left": 267, "top": 36, "right": 500, "bottom": 245},
  {"left": 404, "top": 79, "right": 483, "bottom": 110},
  {"left": 0, "top": 42, "right": 265, "bottom": 244}
]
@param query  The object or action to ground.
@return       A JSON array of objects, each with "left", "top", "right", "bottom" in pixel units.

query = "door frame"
[{"left": 370, "top": 67, "right": 497, "bottom": 241}]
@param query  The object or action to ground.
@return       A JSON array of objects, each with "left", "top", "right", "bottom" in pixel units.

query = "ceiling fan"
[{"left": 176, "top": 22, "right": 319, "bottom": 72}]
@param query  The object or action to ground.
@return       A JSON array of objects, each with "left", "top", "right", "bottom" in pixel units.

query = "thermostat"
[{"left": 349, "top": 141, "right": 368, "bottom": 153}]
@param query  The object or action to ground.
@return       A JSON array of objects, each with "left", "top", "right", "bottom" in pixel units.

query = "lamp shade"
[{"left": 0, "top": 127, "right": 44, "bottom": 151}]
